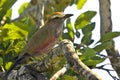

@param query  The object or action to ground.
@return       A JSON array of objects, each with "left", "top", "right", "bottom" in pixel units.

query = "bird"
[{"left": 4, "top": 12, "right": 73, "bottom": 79}]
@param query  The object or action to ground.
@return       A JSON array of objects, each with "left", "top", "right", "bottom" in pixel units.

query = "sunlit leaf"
[
  {"left": 0, "top": 0, "right": 16, "bottom": 21},
  {"left": 18, "top": 2, "right": 29, "bottom": 15},
  {"left": 13, "top": 40, "right": 26, "bottom": 53},
  {"left": 63, "top": 75, "right": 78, "bottom": 80},
  {"left": 1, "top": 22, "right": 28, "bottom": 41},
  {"left": 66, "top": 19, "right": 74, "bottom": 41},
  {"left": 76, "top": 0, "right": 87, "bottom": 9},
  {"left": 74, "top": 11, "right": 96, "bottom": 30},
  {"left": 5, "top": 61, "right": 12, "bottom": 70},
  {"left": 100, "top": 32, "right": 120, "bottom": 42},
  {"left": 4, "top": 8, "right": 12, "bottom": 19}
]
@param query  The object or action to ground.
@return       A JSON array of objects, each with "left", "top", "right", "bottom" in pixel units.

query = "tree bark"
[{"left": 99, "top": 0, "right": 120, "bottom": 77}]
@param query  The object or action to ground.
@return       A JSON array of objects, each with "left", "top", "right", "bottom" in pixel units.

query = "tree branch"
[
  {"left": 60, "top": 39, "right": 103, "bottom": 80},
  {"left": 50, "top": 64, "right": 70, "bottom": 80},
  {"left": 99, "top": 0, "right": 120, "bottom": 77}
]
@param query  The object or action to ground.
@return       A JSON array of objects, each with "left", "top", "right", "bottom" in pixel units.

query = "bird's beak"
[{"left": 64, "top": 14, "right": 73, "bottom": 19}]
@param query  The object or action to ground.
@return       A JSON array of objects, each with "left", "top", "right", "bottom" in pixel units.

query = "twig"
[
  {"left": 96, "top": 64, "right": 119, "bottom": 80},
  {"left": 50, "top": 64, "right": 70, "bottom": 80},
  {"left": 35, "top": 1, "right": 44, "bottom": 31}
]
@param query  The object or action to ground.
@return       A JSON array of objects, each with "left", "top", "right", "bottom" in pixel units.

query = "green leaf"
[
  {"left": 14, "top": 22, "right": 28, "bottom": 31},
  {"left": 27, "top": 18, "right": 36, "bottom": 40},
  {"left": 18, "top": 2, "right": 29, "bottom": 15},
  {"left": 81, "top": 32, "right": 94, "bottom": 45},
  {"left": 75, "top": 30, "right": 80, "bottom": 38},
  {"left": 66, "top": 19, "right": 74, "bottom": 41},
  {"left": 100, "top": 32, "right": 120, "bottom": 42},
  {"left": 10, "top": 40, "right": 26, "bottom": 54},
  {"left": 74, "top": 11, "right": 96, "bottom": 30},
  {"left": 0, "top": 0, "right": 16, "bottom": 21},
  {"left": 80, "top": 47, "right": 104, "bottom": 67},
  {"left": 5, "top": 8, "right": 12, "bottom": 19},
  {"left": 63, "top": 75, "right": 78, "bottom": 80},
  {"left": 5, "top": 61, "right": 12, "bottom": 70},
  {"left": 94, "top": 41, "right": 114, "bottom": 52},
  {"left": 83, "top": 56, "right": 104, "bottom": 67},
  {"left": 82, "top": 22, "right": 95, "bottom": 34},
  {"left": 80, "top": 47, "right": 96, "bottom": 60},
  {"left": 0, "top": 57, "right": 3, "bottom": 66},
  {"left": 60, "top": 33, "right": 71, "bottom": 41},
  {"left": 1, "top": 22, "right": 28, "bottom": 41},
  {"left": 76, "top": 0, "right": 87, "bottom": 9}
]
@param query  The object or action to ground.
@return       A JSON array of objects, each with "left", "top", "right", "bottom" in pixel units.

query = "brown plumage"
[{"left": 4, "top": 12, "right": 73, "bottom": 78}]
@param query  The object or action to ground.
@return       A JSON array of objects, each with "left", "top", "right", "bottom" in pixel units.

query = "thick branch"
[
  {"left": 99, "top": 0, "right": 112, "bottom": 35},
  {"left": 99, "top": 0, "right": 120, "bottom": 77},
  {"left": 60, "top": 39, "right": 103, "bottom": 80}
]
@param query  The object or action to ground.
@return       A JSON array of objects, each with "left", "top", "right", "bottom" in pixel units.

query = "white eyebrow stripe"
[{"left": 51, "top": 14, "right": 65, "bottom": 19}]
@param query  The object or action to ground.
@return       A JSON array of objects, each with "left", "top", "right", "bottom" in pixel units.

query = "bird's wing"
[{"left": 22, "top": 25, "right": 56, "bottom": 56}]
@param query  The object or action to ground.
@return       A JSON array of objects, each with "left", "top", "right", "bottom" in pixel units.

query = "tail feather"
[{"left": 3, "top": 53, "right": 30, "bottom": 79}]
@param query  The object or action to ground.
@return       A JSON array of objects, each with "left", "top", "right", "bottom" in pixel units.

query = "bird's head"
[{"left": 45, "top": 12, "right": 73, "bottom": 38}]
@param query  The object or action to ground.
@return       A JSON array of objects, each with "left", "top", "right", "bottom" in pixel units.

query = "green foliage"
[
  {"left": 0, "top": 0, "right": 16, "bottom": 21},
  {"left": 1, "top": 22, "right": 28, "bottom": 41},
  {"left": 66, "top": 19, "right": 75, "bottom": 41},
  {"left": 76, "top": 0, "right": 87, "bottom": 9},
  {"left": 81, "top": 22, "right": 95, "bottom": 45},
  {"left": 5, "top": 61, "right": 12, "bottom": 70},
  {"left": 94, "top": 41, "right": 114, "bottom": 52},
  {"left": 0, "top": 1, "right": 36, "bottom": 71},
  {"left": 74, "top": 11, "right": 96, "bottom": 30},
  {"left": 0, "top": 57, "right": 3, "bottom": 66},
  {"left": 62, "top": 75, "right": 78, "bottom": 80},
  {"left": 18, "top": 2, "right": 29, "bottom": 15},
  {"left": 100, "top": 32, "right": 120, "bottom": 43},
  {"left": 61, "top": 19, "right": 75, "bottom": 41},
  {"left": 75, "top": 30, "right": 81, "bottom": 38},
  {"left": 61, "top": 9, "right": 103, "bottom": 69},
  {"left": 81, "top": 32, "right": 93, "bottom": 46},
  {"left": 93, "top": 32, "right": 120, "bottom": 52},
  {"left": 4, "top": 8, "right": 12, "bottom": 20},
  {"left": 80, "top": 47, "right": 104, "bottom": 67},
  {"left": 82, "top": 22, "right": 95, "bottom": 34}
]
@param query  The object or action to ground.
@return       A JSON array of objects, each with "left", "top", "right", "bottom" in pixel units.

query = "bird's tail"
[{"left": 3, "top": 53, "right": 30, "bottom": 79}]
